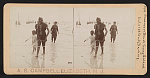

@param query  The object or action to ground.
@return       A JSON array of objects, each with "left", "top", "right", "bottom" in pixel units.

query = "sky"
[
  {"left": 10, "top": 7, "right": 135, "bottom": 26},
  {"left": 10, "top": 7, "right": 73, "bottom": 25},
  {"left": 74, "top": 8, "right": 135, "bottom": 26}
]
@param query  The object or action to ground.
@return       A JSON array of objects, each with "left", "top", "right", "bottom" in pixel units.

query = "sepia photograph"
[
  {"left": 4, "top": 4, "right": 147, "bottom": 75},
  {"left": 73, "top": 8, "right": 135, "bottom": 69},
  {"left": 10, "top": 7, "right": 74, "bottom": 68}
]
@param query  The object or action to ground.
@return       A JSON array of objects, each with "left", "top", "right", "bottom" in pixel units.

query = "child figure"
[
  {"left": 32, "top": 30, "right": 37, "bottom": 53},
  {"left": 84, "top": 30, "right": 96, "bottom": 56}
]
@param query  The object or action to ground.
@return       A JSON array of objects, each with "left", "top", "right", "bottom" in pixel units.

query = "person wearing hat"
[
  {"left": 35, "top": 17, "right": 50, "bottom": 57},
  {"left": 110, "top": 21, "right": 118, "bottom": 43},
  {"left": 94, "top": 17, "right": 108, "bottom": 56},
  {"left": 51, "top": 21, "right": 59, "bottom": 43}
]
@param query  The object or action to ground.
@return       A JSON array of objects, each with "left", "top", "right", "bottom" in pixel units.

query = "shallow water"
[
  {"left": 10, "top": 22, "right": 135, "bottom": 69},
  {"left": 74, "top": 24, "right": 135, "bottom": 69}
]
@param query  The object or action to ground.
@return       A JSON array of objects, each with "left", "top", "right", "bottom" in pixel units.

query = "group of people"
[
  {"left": 31, "top": 17, "right": 118, "bottom": 57},
  {"left": 32, "top": 17, "right": 59, "bottom": 57},
  {"left": 84, "top": 17, "right": 118, "bottom": 57}
]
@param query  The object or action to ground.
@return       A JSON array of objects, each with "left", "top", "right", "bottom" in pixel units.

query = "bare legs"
[
  {"left": 33, "top": 46, "right": 36, "bottom": 53},
  {"left": 36, "top": 46, "right": 45, "bottom": 57},
  {"left": 36, "top": 40, "right": 46, "bottom": 57},
  {"left": 36, "top": 46, "right": 40, "bottom": 57},
  {"left": 101, "top": 45, "right": 104, "bottom": 55},
  {"left": 43, "top": 47, "right": 45, "bottom": 54},
  {"left": 111, "top": 35, "right": 116, "bottom": 43},
  {"left": 51, "top": 34, "right": 57, "bottom": 43},
  {"left": 91, "top": 47, "right": 96, "bottom": 54},
  {"left": 95, "top": 46, "right": 99, "bottom": 57},
  {"left": 95, "top": 40, "right": 104, "bottom": 57},
  {"left": 111, "top": 37, "right": 113, "bottom": 42}
]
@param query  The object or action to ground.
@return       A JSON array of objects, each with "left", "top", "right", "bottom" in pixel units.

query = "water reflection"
[
  {"left": 31, "top": 55, "right": 45, "bottom": 68},
  {"left": 41, "top": 55, "right": 45, "bottom": 68},
  {"left": 90, "top": 56, "right": 98, "bottom": 69},
  {"left": 89, "top": 54, "right": 103, "bottom": 69},
  {"left": 31, "top": 56, "right": 40, "bottom": 68},
  {"left": 110, "top": 43, "right": 116, "bottom": 63},
  {"left": 98, "top": 55, "right": 103, "bottom": 69},
  {"left": 50, "top": 43, "right": 56, "bottom": 65}
]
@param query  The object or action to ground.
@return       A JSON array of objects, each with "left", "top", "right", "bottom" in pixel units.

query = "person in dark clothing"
[
  {"left": 110, "top": 21, "right": 118, "bottom": 43},
  {"left": 35, "top": 17, "right": 49, "bottom": 57},
  {"left": 51, "top": 21, "right": 59, "bottom": 43},
  {"left": 94, "top": 17, "right": 108, "bottom": 56}
]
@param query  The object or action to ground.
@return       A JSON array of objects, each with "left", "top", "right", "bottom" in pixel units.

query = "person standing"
[
  {"left": 35, "top": 17, "right": 49, "bottom": 57},
  {"left": 110, "top": 21, "right": 118, "bottom": 43},
  {"left": 84, "top": 30, "right": 96, "bottom": 55},
  {"left": 94, "top": 17, "right": 108, "bottom": 56},
  {"left": 51, "top": 21, "right": 59, "bottom": 43},
  {"left": 32, "top": 30, "right": 37, "bottom": 53}
]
